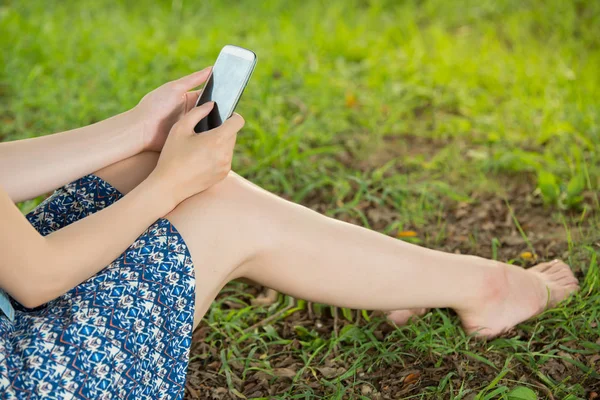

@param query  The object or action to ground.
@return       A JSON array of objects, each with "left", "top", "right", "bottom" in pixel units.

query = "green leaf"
[
  {"left": 361, "top": 309, "right": 371, "bottom": 322},
  {"left": 566, "top": 173, "right": 585, "bottom": 199},
  {"left": 537, "top": 171, "right": 560, "bottom": 204},
  {"left": 339, "top": 324, "right": 355, "bottom": 337},
  {"left": 341, "top": 307, "right": 353, "bottom": 321},
  {"left": 483, "top": 386, "right": 509, "bottom": 399},
  {"left": 311, "top": 303, "right": 325, "bottom": 317},
  {"left": 230, "top": 388, "right": 247, "bottom": 399},
  {"left": 563, "top": 395, "right": 586, "bottom": 400},
  {"left": 294, "top": 325, "right": 320, "bottom": 341},
  {"left": 507, "top": 386, "right": 537, "bottom": 400},
  {"left": 463, "top": 351, "right": 498, "bottom": 370},
  {"left": 263, "top": 325, "right": 278, "bottom": 338}
]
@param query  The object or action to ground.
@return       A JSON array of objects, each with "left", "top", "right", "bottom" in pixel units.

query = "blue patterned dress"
[{"left": 0, "top": 175, "right": 196, "bottom": 399}]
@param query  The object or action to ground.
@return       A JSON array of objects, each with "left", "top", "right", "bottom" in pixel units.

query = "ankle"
[{"left": 454, "top": 257, "right": 510, "bottom": 312}]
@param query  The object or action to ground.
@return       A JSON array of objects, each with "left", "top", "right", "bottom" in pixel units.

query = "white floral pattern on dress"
[{"left": 0, "top": 175, "right": 195, "bottom": 399}]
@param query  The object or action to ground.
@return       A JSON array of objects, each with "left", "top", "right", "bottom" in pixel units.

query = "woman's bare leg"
[
  {"left": 94, "top": 154, "right": 425, "bottom": 323},
  {"left": 95, "top": 153, "right": 579, "bottom": 337}
]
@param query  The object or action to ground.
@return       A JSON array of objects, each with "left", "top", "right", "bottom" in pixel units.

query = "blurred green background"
[
  {"left": 1, "top": 1, "right": 599, "bottom": 398},
  {"left": 2, "top": 0, "right": 599, "bottom": 217}
]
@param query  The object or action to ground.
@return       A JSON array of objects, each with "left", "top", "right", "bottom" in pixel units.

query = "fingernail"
[{"left": 199, "top": 101, "right": 214, "bottom": 109}]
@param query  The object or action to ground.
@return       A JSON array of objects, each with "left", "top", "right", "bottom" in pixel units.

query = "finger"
[
  {"left": 184, "top": 90, "right": 203, "bottom": 113},
  {"left": 213, "top": 113, "right": 245, "bottom": 137},
  {"left": 179, "top": 101, "right": 215, "bottom": 132},
  {"left": 173, "top": 67, "right": 212, "bottom": 91}
]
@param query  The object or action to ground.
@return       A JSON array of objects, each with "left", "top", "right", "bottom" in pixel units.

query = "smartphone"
[{"left": 194, "top": 45, "right": 257, "bottom": 133}]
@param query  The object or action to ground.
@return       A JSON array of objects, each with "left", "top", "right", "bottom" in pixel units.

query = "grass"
[{"left": 1, "top": 0, "right": 599, "bottom": 398}]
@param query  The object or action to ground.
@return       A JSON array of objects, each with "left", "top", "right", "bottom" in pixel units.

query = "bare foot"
[
  {"left": 251, "top": 288, "right": 279, "bottom": 306},
  {"left": 387, "top": 308, "right": 429, "bottom": 326},
  {"left": 458, "top": 260, "right": 579, "bottom": 338}
]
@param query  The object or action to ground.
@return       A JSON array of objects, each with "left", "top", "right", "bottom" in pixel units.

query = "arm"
[
  {"left": 0, "top": 175, "right": 172, "bottom": 308},
  {"left": 0, "top": 103, "right": 244, "bottom": 308},
  {"left": 0, "top": 112, "right": 143, "bottom": 202},
  {"left": 0, "top": 68, "right": 212, "bottom": 203}
]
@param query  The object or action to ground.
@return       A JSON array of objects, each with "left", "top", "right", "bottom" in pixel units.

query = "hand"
[
  {"left": 132, "top": 67, "right": 212, "bottom": 152},
  {"left": 150, "top": 101, "right": 245, "bottom": 204}
]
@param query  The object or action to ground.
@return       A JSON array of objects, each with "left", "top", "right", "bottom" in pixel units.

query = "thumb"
[
  {"left": 173, "top": 67, "right": 212, "bottom": 91},
  {"left": 179, "top": 101, "right": 215, "bottom": 132}
]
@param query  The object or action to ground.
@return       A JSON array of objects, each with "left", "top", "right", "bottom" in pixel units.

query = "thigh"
[{"left": 93, "top": 151, "right": 160, "bottom": 194}]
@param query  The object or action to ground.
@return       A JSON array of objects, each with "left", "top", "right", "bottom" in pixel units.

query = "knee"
[
  {"left": 201, "top": 171, "right": 250, "bottom": 203},
  {"left": 169, "top": 171, "right": 281, "bottom": 270},
  {"left": 212, "top": 172, "right": 283, "bottom": 265}
]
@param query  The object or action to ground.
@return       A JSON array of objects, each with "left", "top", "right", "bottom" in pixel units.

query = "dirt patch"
[
  {"left": 423, "top": 175, "right": 597, "bottom": 270},
  {"left": 336, "top": 133, "right": 459, "bottom": 173}
]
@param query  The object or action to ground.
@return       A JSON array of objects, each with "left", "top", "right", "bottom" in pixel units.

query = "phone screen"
[{"left": 194, "top": 47, "right": 256, "bottom": 133}]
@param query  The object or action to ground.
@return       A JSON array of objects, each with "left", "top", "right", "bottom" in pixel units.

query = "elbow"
[
  {"left": 7, "top": 246, "right": 65, "bottom": 309},
  {"left": 7, "top": 271, "right": 62, "bottom": 309},
  {"left": 14, "top": 297, "right": 43, "bottom": 310},
  {"left": 11, "top": 288, "right": 52, "bottom": 309},
  {"left": 4, "top": 240, "right": 70, "bottom": 309}
]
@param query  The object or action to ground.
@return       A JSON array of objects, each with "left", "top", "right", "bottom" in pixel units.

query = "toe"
[
  {"left": 387, "top": 310, "right": 413, "bottom": 325},
  {"left": 547, "top": 261, "right": 570, "bottom": 274},
  {"left": 566, "top": 282, "right": 580, "bottom": 291},
  {"left": 531, "top": 260, "right": 558, "bottom": 273},
  {"left": 550, "top": 270, "right": 576, "bottom": 280},
  {"left": 463, "top": 324, "right": 499, "bottom": 339},
  {"left": 556, "top": 275, "right": 578, "bottom": 284},
  {"left": 548, "top": 281, "right": 579, "bottom": 307},
  {"left": 387, "top": 308, "right": 428, "bottom": 326},
  {"left": 533, "top": 260, "right": 575, "bottom": 282}
]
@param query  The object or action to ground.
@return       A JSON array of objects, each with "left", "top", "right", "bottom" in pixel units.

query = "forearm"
[
  {"left": 0, "top": 110, "right": 144, "bottom": 202},
  {"left": 12, "top": 175, "right": 175, "bottom": 307}
]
